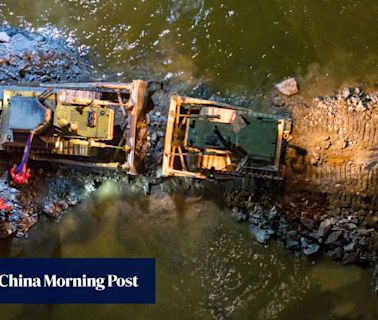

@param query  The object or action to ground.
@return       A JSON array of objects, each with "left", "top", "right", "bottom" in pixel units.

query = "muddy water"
[
  {"left": 0, "top": 1, "right": 377, "bottom": 319},
  {"left": 0, "top": 183, "right": 377, "bottom": 319},
  {"left": 1, "top": 0, "right": 377, "bottom": 101}
]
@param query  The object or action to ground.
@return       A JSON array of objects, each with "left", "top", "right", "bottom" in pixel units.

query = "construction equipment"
[
  {"left": 0, "top": 80, "right": 148, "bottom": 174},
  {"left": 0, "top": 81, "right": 292, "bottom": 181},
  {"left": 161, "top": 95, "right": 292, "bottom": 179}
]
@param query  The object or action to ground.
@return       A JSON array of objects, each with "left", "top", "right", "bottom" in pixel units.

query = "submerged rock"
[
  {"left": 327, "top": 247, "right": 343, "bottom": 261},
  {"left": 343, "top": 251, "right": 358, "bottom": 264},
  {"left": 232, "top": 208, "right": 248, "bottom": 222},
  {"left": 303, "top": 243, "right": 320, "bottom": 256},
  {"left": 250, "top": 225, "right": 270, "bottom": 244},
  {"left": 372, "top": 264, "right": 378, "bottom": 294}
]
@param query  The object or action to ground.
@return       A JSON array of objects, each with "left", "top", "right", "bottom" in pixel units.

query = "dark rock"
[
  {"left": 286, "top": 238, "right": 300, "bottom": 250},
  {"left": 250, "top": 225, "right": 270, "bottom": 244},
  {"left": 326, "top": 231, "right": 342, "bottom": 244},
  {"left": 265, "top": 227, "right": 276, "bottom": 236},
  {"left": 366, "top": 160, "right": 377, "bottom": 171},
  {"left": 317, "top": 219, "right": 332, "bottom": 238},
  {"left": 43, "top": 203, "right": 57, "bottom": 216},
  {"left": 58, "top": 201, "right": 69, "bottom": 210},
  {"left": 327, "top": 247, "right": 343, "bottom": 260},
  {"left": 348, "top": 223, "right": 357, "bottom": 230},
  {"left": 286, "top": 230, "right": 300, "bottom": 249},
  {"left": 66, "top": 193, "right": 80, "bottom": 206},
  {"left": 358, "top": 237, "right": 368, "bottom": 246},
  {"left": 33, "top": 34, "right": 45, "bottom": 42},
  {"left": 343, "top": 251, "right": 358, "bottom": 264},
  {"left": 151, "top": 89, "right": 170, "bottom": 110},
  {"left": 303, "top": 243, "right": 320, "bottom": 256},
  {"left": 40, "top": 75, "right": 50, "bottom": 82},
  {"left": 300, "top": 237, "right": 309, "bottom": 248},
  {"left": 267, "top": 206, "right": 278, "bottom": 220},
  {"left": 300, "top": 216, "right": 315, "bottom": 230},
  {"left": 272, "top": 95, "right": 285, "bottom": 107},
  {"left": 343, "top": 242, "right": 355, "bottom": 252},
  {"left": 0, "top": 26, "right": 92, "bottom": 84}
]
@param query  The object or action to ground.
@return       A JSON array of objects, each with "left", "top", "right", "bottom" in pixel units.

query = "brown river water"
[{"left": 0, "top": 1, "right": 377, "bottom": 319}]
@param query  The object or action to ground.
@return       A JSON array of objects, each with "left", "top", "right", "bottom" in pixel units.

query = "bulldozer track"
[{"left": 284, "top": 90, "right": 378, "bottom": 208}]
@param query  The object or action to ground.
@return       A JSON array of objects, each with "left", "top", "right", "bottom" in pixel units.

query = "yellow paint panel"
[{"left": 53, "top": 105, "right": 114, "bottom": 140}]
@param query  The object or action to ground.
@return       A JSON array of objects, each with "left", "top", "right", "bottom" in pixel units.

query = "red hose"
[{"left": 0, "top": 198, "right": 12, "bottom": 211}]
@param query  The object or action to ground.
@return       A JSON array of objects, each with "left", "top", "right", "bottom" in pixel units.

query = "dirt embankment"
[
  {"left": 229, "top": 85, "right": 377, "bottom": 292},
  {"left": 285, "top": 87, "right": 378, "bottom": 209}
]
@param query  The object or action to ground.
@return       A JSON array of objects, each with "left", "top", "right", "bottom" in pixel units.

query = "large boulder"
[
  {"left": 318, "top": 219, "right": 332, "bottom": 239},
  {"left": 275, "top": 78, "right": 298, "bottom": 96},
  {"left": 0, "top": 31, "right": 10, "bottom": 43},
  {"left": 10, "top": 33, "right": 35, "bottom": 57}
]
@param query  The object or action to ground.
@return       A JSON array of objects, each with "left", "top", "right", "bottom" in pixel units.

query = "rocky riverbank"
[
  {"left": 0, "top": 25, "right": 91, "bottom": 83},
  {"left": 229, "top": 191, "right": 377, "bottom": 264},
  {"left": 0, "top": 164, "right": 156, "bottom": 238},
  {"left": 227, "top": 173, "right": 378, "bottom": 293},
  {"left": 229, "top": 82, "right": 378, "bottom": 293},
  {"left": 0, "top": 25, "right": 169, "bottom": 238}
]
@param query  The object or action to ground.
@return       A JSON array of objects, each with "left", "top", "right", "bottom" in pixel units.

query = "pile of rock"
[
  {"left": 146, "top": 110, "right": 166, "bottom": 167},
  {"left": 0, "top": 26, "right": 91, "bottom": 83},
  {"left": 0, "top": 174, "right": 38, "bottom": 238},
  {"left": 339, "top": 87, "right": 375, "bottom": 112},
  {"left": 313, "top": 87, "right": 376, "bottom": 114},
  {"left": 233, "top": 199, "right": 377, "bottom": 265},
  {"left": 144, "top": 88, "right": 169, "bottom": 177},
  {"left": 0, "top": 163, "right": 154, "bottom": 238},
  {"left": 0, "top": 167, "right": 83, "bottom": 238}
]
